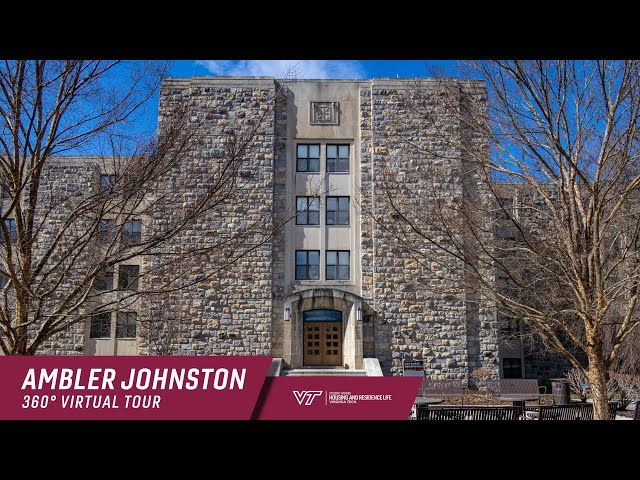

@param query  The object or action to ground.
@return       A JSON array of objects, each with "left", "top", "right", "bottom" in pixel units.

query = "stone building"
[{"left": 2, "top": 76, "right": 536, "bottom": 380}]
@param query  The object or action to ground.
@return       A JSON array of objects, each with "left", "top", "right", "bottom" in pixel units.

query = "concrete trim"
[
  {"left": 364, "top": 358, "right": 384, "bottom": 376},
  {"left": 284, "top": 287, "right": 363, "bottom": 305},
  {"left": 267, "top": 358, "right": 283, "bottom": 377},
  {"left": 283, "top": 288, "right": 363, "bottom": 370},
  {"left": 372, "top": 78, "right": 485, "bottom": 89},
  {"left": 164, "top": 77, "right": 483, "bottom": 90},
  {"left": 17, "top": 155, "right": 115, "bottom": 166},
  {"left": 282, "top": 79, "right": 372, "bottom": 85},
  {"left": 163, "top": 77, "right": 276, "bottom": 88}
]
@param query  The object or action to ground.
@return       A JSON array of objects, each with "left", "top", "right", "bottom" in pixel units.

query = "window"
[
  {"left": 326, "top": 251, "right": 349, "bottom": 280},
  {"left": 500, "top": 317, "right": 521, "bottom": 337},
  {"left": 90, "top": 313, "right": 111, "bottom": 339},
  {"left": 502, "top": 358, "right": 522, "bottom": 379},
  {"left": 99, "top": 174, "right": 117, "bottom": 196},
  {"left": 326, "top": 144, "right": 349, "bottom": 172},
  {"left": 118, "top": 265, "right": 139, "bottom": 291},
  {"left": 1, "top": 179, "right": 10, "bottom": 199},
  {"left": 296, "top": 144, "right": 320, "bottom": 172},
  {"left": 295, "top": 250, "right": 320, "bottom": 280},
  {"left": 303, "top": 309, "right": 342, "bottom": 322},
  {"left": 1, "top": 219, "right": 17, "bottom": 243},
  {"left": 498, "top": 277, "right": 518, "bottom": 300},
  {"left": 116, "top": 312, "right": 137, "bottom": 339},
  {"left": 296, "top": 197, "right": 319, "bottom": 225},
  {"left": 97, "top": 219, "right": 115, "bottom": 241},
  {"left": 89, "top": 311, "right": 136, "bottom": 340},
  {"left": 123, "top": 220, "right": 142, "bottom": 244},
  {"left": 94, "top": 266, "right": 114, "bottom": 291},
  {"left": 123, "top": 173, "right": 142, "bottom": 191},
  {"left": 497, "top": 197, "right": 512, "bottom": 220},
  {"left": 326, "top": 197, "right": 350, "bottom": 225}
]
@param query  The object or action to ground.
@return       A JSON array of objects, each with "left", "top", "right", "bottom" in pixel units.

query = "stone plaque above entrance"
[{"left": 310, "top": 101, "right": 339, "bottom": 125}]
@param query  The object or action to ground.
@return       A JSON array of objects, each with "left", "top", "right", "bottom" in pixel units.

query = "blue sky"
[{"left": 170, "top": 60, "right": 457, "bottom": 79}]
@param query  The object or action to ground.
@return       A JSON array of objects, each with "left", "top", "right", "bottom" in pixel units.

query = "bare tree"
[
  {"left": 0, "top": 60, "right": 288, "bottom": 356},
  {"left": 564, "top": 368, "right": 589, "bottom": 402},
  {"left": 377, "top": 61, "right": 640, "bottom": 419}
]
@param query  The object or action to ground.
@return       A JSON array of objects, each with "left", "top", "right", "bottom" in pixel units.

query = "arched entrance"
[
  {"left": 303, "top": 309, "right": 342, "bottom": 366},
  {"left": 283, "top": 288, "right": 363, "bottom": 369}
]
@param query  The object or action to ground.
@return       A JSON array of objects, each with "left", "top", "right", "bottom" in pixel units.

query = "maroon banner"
[
  {"left": 0, "top": 356, "right": 272, "bottom": 420},
  {"left": 253, "top": 376, "right": 422, "bottom": 420}
]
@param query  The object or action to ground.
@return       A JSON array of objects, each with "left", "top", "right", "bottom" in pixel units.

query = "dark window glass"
[
  {"left": 502, "top": 358, "right": 522, "bottom": 379},
  {"left": 123, "top": 220, "right": 142, "bottom": 244},
  {"left": 326, "top": 144, "right": 349, "bottom": 172},
  {"left": 500, "top": 317, "right": 521, "bottom": 337},
  {"left": 1, "top": 179, "right": 10, "bottom": 199},
  {"left": 118, "top": 265, "right": 139, "bottom": 291},
  {"left": 90, "top": 313, "right": 111, "bottom": 339},
  {"left": 97, "top": 219, "right": 115, "bottom": 242},
  {"left": 94, "top": 266, "right": 114, "bottom": 291},
  {"left": 124, "top": 174, "right": 142, "bottom": 191},
  {"left": 295, "top": 250, "right": 320, "bottom": 280},
  {"left": 497, "top": 197, "right": 513, "bottom": 220},
  {"left": 326, "top": 250, "right": 350, "bottom": 280},
  {"left": 296, "top": 144, "right": 320, "bottom": 172},
  {"left": 303, "top": 309, "right": 342, "bottom": 322},
  {"left": 1, "top": 219, "right": 17, "bottom": 243},
  {"left": 99, "top": 175, "right": 117, "bottom": 196},
  {"left": 116, "top": 312, "right": 137, "bottom": 338},
  {"left": 326, "top": 196, "right": 350, "bottom": 225},
  {"left": 296, "top": 197, "right": 320, "bottom": 225}
]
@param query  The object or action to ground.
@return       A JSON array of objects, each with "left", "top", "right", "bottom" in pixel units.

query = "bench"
[
  {"left": 416, "top": 406, "right": 520, "bottom": 421},
  {"left": 420, "top": 379, "right": 468, "bottom": 405},
  {"left": 534, "top": 402, "right": 618, "bottom": 420}
]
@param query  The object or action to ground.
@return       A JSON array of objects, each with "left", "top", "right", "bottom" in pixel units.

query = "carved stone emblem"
[{"left": 310, "top": 101, "right": 339, "bottom": 125}]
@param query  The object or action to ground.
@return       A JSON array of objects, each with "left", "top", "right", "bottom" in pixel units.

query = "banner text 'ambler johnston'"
[{"left": 21, "top": 367, "right": 246, "bottom": 391}]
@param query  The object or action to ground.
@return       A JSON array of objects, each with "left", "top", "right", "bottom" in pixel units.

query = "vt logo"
[{"left": 293, "top": 390, "right": 323, "bottom": 406}]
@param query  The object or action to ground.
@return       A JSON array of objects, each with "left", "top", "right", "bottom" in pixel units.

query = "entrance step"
[{"left": 281, "top": 368, "right": 367, "bottom": 376}]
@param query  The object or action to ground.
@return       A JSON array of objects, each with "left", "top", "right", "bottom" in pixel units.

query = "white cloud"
[{"left": 196, "top": 60, "right": 366, "bottom": 79}]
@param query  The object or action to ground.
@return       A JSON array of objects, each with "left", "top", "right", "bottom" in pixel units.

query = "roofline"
[{"left": 161, "top": 76, "right": 485, "bottom": 89}]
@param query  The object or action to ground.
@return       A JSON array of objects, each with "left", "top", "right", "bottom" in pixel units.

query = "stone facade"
[
  {"left": 2, "top": 158, "right": 123, "bottom": 356},
  {"left": 524, "top": 348, "right": 573, "bottom": 380},
  {"left": 145, "top": 77, "right": 277, "bottom": 356},
  {"left": 147, "top": 77, "right": 500, "bottom": 379},
  {"left": 360, "top": 80, "right": 498, "bottom": 378},
  {"left": 37, "top": 161, "right": 100, "bottom": 356},
  {"left": 4, "top": 76, "right": 534, "bottom": 383}
]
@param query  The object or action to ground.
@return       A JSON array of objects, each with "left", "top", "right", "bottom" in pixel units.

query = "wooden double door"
[{"left": 303, "top": 321, "right": 342, "bottom": 366}]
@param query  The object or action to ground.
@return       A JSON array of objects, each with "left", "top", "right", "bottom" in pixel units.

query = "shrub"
[{"left": 471, "top": 367, "right": 493, "bottom": 391}]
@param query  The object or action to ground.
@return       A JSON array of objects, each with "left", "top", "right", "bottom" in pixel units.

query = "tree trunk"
[{"left": 587, "top": 347, "right": 611, "bottom": 420}]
